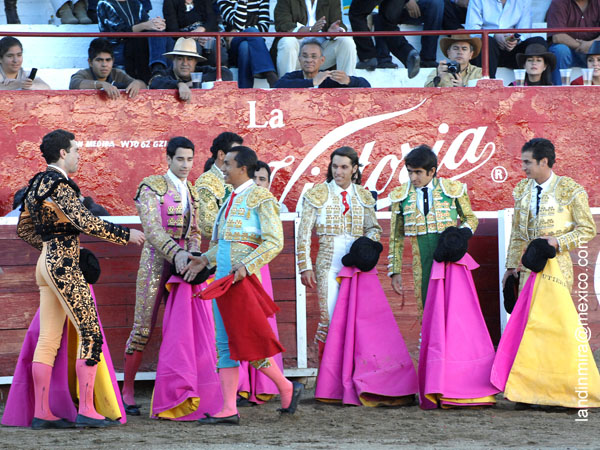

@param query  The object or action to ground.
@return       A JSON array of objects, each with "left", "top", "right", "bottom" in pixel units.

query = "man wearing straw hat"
[
  {"left": 150, "top": 37, "right": 233, "bottom": 100},
  {"left": 425, "top": 35, "right": 482, "bottom": 87}
]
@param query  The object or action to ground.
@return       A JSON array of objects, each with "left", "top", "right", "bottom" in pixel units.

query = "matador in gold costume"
[
  {"left": 388, "top": 145, "right": 478, "bottom": 312},
  {"left": 16, "top": 129, "right": 143, "bottom": 429},
  {"left": 121, "top": 137, "right": 203, "bottom": 415},
  {"left": 503, "top": 138, "right": 596, "bottom": 292},
  {"left": 194, "top": 132, "right": 242, "bottom": 238},
  {"left": 297, "top": 147, "right": 381, "bottom": 351}
]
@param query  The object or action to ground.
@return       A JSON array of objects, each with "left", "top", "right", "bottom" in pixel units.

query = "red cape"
[{"left": 200, "top": 274, "right": 285, "bottom": 361}]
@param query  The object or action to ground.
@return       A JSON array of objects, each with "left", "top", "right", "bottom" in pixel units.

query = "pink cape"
[
  {"left": 489, "top": 273, "right": 536, "bottom": 390},
  {"left": 315, "top": 266, "right": 418, "bottom": 406},
  {"left": 151, "top": 276, "right": 223, "bottom": 420},
  {"left": 238, "top": 265, "right": 284, "bottom": 403},
  {"left": 418, "top": 254, "right": 500, "bottom": 409},
  {"left": 1, "top": 286, "right": 126, "bottom": 426}
]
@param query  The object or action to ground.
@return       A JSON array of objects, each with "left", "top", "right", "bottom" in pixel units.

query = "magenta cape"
[
  {"left": 315, "top": 266, "right": 418, "bottom": 406},
  {"left": 1, "top": 286, "right": 126, "bottom": 427},
  {"left": 418, "top": 254, "right": 499, "bottom": 409},
  {"left": 238, "top": 265, "right": 284, "bottom": 403},
  {"left": 150, "top": 276, "right": 223, "bottom": 420},
  {"left": 489, "top": 272, "right": 536, "bottom": 391}
]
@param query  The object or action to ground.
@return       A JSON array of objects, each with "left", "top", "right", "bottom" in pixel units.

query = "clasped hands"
[{"left": 182, "top": 254, "right": 248, "bottom": 283}]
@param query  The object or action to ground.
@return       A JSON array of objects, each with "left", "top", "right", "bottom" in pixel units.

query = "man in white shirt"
[
  {"left": 465, "top": 0, "right": 546, "bottom": 77},
  {"left": 273, "top": 0, "right": 357, "bottom": 77}
]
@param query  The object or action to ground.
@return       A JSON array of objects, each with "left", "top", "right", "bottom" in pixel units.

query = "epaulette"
[
  {"left": 187, "top": 180, "right": 199, "bottom": 202},
  {"left": 439, "top": 178, "right": 466, "bottom": 198},
  {"left": 135, "top": 175, "right": 167, "bottom": 201},
  {"left": 32, "top": 170, "right": 73, "bottom": 201},
  {"left": 512, "top": 178, "right": 530, "bottom": 201},
  {"left": 303, "top": 183, "right": 329, "bottom": 208},
  {"left": 554, "top": 176, "right": 586, "bottom": 206},
  {"left": 355, "top": 185, "right": 376, "bottom": 207},
  {"left": 195, "top": 172, "right": 226, "bottom": 200},
  {"left": 246, "top": 185, "right": 277, "bottom": 209},
  {"left": 389, "top": 182, "right": 410, "bottom": 203}
]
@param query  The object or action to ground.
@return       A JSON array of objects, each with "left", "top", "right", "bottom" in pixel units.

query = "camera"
[{"left": 446, "top": 60, "right": 460, "bottom": 74}]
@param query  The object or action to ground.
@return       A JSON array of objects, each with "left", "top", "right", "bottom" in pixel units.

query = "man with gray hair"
[{"left": 274, "top": 39, "right": 370, "bottom": 88}]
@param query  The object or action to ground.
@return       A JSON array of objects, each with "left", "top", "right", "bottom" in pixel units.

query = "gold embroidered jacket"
[
  {"left": 296, "top": 181, "right": 381, "bottom": 342},
  {"left": 388, "top": 178, "right": 478, "bottom": 275},
  {"left": 203, "top": 184, "right": 283, "bottom": 275},
  {"left": 125, "top": 174, "right": 201, "bottom": 353},
  {"left": 506, "top": 175, "right": 596, "bottom": 291},
  {"left": 195, "top": 164, "right": 232, "bottom": 238}
]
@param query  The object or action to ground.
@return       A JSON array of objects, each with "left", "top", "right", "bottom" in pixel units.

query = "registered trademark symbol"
[{"left": 491, "top": 166, "right": 508, "bottom": 183}]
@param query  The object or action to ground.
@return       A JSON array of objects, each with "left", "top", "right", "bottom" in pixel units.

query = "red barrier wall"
[{"left": 0, "top": 81, "right": 599, "bottom": 215}]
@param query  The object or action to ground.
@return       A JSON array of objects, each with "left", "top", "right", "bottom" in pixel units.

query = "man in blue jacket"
[{"left": 274, "top": 39, "right": 371, "bottom": 88}]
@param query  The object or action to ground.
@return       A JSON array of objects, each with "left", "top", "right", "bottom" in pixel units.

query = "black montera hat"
[
  {"left": 80, "top": 248, "right": 101, "bottom": 284},
  {"left": 521, "top": 238, "right": 556, "bottom": 273},
  {"left": 433, "top": 226, "right": 472, "bottom": 263},
  {"left": 341, "top": 236, "right": 383, "bottom": 272}
]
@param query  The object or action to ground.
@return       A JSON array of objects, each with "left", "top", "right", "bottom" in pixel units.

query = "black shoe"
[
  {"left": 356, "top": 57, "right": 377, "bottom": 71},
  {"left": 405, "top": 50, "right": 420, "bottom": 79},
  {"left": 123, "top": 401, "right": 141, "bottom": 416},
  {"left": 278, "top": 381, "right": 304, "bottom": 414},
  {"left": 420, "top": 60, "right": 438, "bottom": 68},
  {"left": 31, "top": 417, "right": 76, "bottom": 430},
  {"left": 75, "top": 414, "right": 121, "bottom": 428},
  {"left": 377, "top": 61, "right": 398, "bottom": 69},
  {"left": 197, "top": 413, "right": 240, "bottom": 425},
  {"left": 236, "top": 397, "right": 254, "bottom": 407}
]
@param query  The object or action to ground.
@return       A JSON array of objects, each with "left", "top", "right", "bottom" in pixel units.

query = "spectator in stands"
[
  {"left": 571, "top": 41, "right": 600, "bottom": 84},
  {"left": 0, "top": 37, "right": 50, "bottom": 90},
  {"left": 162, "top": 0, "right": 230, "bottom": 70},
  {"left": 97, "top": 0, "right": 168, "bottom": 83},
  {"left": 217, "top": 0, "right": 279, "bottom": 88},
  {"left": 510, "top": 43, "right": 555, "bottom": 86},
  {"left": 443, "top": 0, "right": 469, "bottom": 30},
  {"left": 274, "top": 39, "right": 371, "bottom": 88},
  {"left": 54, "top": 0, "right": 93, "bottom": 24},
  {"left": 547, "top": 0, "right": 600, "bottom": 85},
  {"left": 69, "top": 38, "right": 146, "bottom": 99},
  {"left": 425, "top": 35, "right": 482, "bottom": 86},
  {"left": 273, "top": 0, "right": 356, "bottom": 77},
  {"left": 150, "top": 37, "right": 211, "bottom": 100},
  {"left": 465, "top": 0, "right": 546, "bottom": 78},
  {"left": 353, "top": 0, "right": 442, "bottom": 71},
  {"left": 515, "top": 43, "right": 555, "bottom": 86},
  {"left": 4, "top": 0, "right": 20, "bottom": 24}
]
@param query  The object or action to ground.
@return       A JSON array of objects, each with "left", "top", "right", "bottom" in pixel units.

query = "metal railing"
[{"left": 2, "top": 26, "right": 600, "bottom": 82}]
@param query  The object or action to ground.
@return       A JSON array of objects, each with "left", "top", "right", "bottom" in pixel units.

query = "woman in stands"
[
  {"left": 512, "top": 43, "right": 555, "bottom": 86},
  {"left": 216, "top": 0, "right": 278, "bottom": 88},
  {"left": 0, "top": 37, "right": 50, "bottom": 90},
  {"left": 571, "top": 41, "right": 600, "bottom": 86}
]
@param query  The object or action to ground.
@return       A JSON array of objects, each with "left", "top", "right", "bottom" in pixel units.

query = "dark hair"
[
  {"left": 404, "top": 145, "right": 438, "bottom": 173},
  {"left": 300, "top": 38, "right": 323, "bottom": 56},
  {"left": 40, "top": 129, "right": 76, "bottom": 164},
  {"left": 522, "top": 138, "right": 555, "bottom": 167},
  {"left": 88, "top": 38, "right": 114, "bottom": 60},
  {"left": 255, "top": 160, "right": 271, "bottom": 181},
  {"left": 525, "top": 56, "right": 553, "bottom": 86},
  {"left": 326, "top": 146, "right": 362, "bottom": 185},
  {"left": 166, "top": 136, "right": 195, "bottom": 158},
  {"left": 205, "top": 132, "right": 243, "bottom": 171},
  {"left": 230, "top": 146, "right": 257, "bottom": 178},
  {"left": 0, "top": 36, "right": 22, "bottom": 58},
  {"left": 12, "top": 186, "right": 27, "bottom": 210}
]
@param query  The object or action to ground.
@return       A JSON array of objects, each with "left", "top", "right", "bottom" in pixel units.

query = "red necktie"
[
  {"left": 341, "top": 191, "right": 350, "bottom": 215},
  {"left": 224, "top": 192, "right": 236, "bottom": 219}
]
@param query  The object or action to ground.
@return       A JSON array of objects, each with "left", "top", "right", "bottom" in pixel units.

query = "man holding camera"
[{"left": 425, "top": 35, "right": 482, "bottom": 87}]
